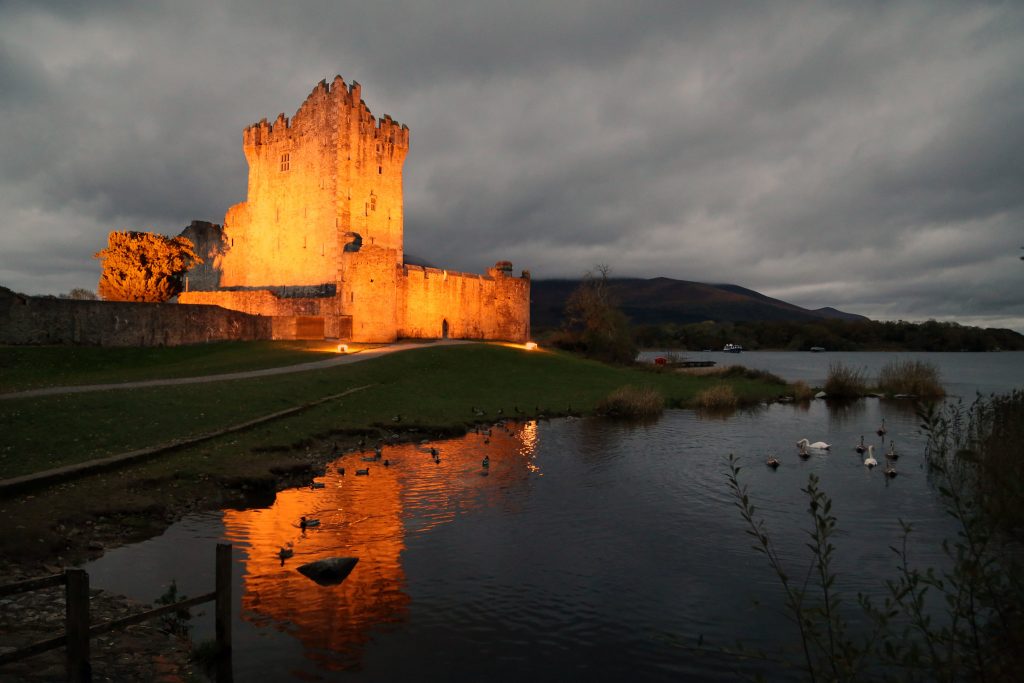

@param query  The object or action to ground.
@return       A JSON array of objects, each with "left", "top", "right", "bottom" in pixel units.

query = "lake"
[{"left": 85, "top": 352, "right": 1024, "bottom": 681}]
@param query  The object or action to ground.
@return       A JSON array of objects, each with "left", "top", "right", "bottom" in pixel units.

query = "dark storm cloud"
[{"left": 1, "top": 1, "right": 1022, "bottom": 329}]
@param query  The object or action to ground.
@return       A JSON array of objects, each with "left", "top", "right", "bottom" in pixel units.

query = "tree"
[
  {"left": 94, "top": 231, "right": 202, "bottom": 302},
  {"left": 563, "top": 264, "right": 638, "bottom": 364},
  {"left": 60, "top": 288, "right": 98, "bottom": 300}
]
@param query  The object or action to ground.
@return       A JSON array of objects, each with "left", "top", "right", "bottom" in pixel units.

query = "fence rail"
[{"left": 0, "top": 543, "right": 233, "bottom": 682}]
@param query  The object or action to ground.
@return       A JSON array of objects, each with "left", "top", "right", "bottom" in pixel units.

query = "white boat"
[
  {"left": 723, "top": 343, "right": 743, "bottom": 353},
  {"left": 810, "top": 346, "right": 826, "bottom": 352}
]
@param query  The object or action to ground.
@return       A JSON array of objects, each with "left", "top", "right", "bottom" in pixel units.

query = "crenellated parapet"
[{"left": 242, "top": 76, "right": 409, "bottom": 155}]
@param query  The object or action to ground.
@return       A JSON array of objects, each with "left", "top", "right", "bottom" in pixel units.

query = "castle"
[{"left": 179, "top": 76, "right": 530, "bottom": 343}]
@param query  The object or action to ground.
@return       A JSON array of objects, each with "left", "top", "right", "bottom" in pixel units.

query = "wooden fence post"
[
  {"left": 65, "top": 568, "right": 91, "bottom": 683},
  {"left": 215, "top": 543, "right": 233, "bottom": 682}
]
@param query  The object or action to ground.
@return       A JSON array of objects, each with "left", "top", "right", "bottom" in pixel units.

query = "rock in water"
[{"left": 297, "top": 557, "right": 359, "bottom": 586}]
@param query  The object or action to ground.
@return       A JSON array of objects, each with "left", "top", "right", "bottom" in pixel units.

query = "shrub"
[
  {"left": 717, "top": 365, "right": 787, "bottom": 384},
  {"left": 876, "top": 359, "right": 945, "bottom": 398},
  {"left": 823, "top": 361, "right": 867, "bottom": 398},
  {"left": 695, "top": 384, "right": 738, "bottom": 410},
  {"left": 597, "top": 385, "right": 665, "bottom": 418}
]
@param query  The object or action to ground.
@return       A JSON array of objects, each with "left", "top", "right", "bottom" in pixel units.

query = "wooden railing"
[{"left": 0, "top": 543, "right": 233, "bottom": 682}]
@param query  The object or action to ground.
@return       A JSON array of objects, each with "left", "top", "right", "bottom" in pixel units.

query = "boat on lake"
[
  {"left": 810, "top": 346, "right": 826, "bottom": 352},
  {"left": 723, "top": 343, "right": 743, "bottom": 353}
]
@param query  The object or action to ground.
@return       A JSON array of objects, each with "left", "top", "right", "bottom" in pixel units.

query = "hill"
[{"left": 530, "top": 277, "right": 867, "bottom": 330}]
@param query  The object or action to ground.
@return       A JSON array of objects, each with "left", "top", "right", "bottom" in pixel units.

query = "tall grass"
[
  {"left": 876, "top": 359, "right": 945, "bottom": 398},
  {"left": 823, "top": 361, "right": 868, "bottom": 398},
  {"left": 695, "top": 384, "right": 738, "bottom": 410},
  {"left": 790, "top": 380, "right": 816, "bottom": 402},
  {"left": 596, "top": 385, "right": 665, "bottom": 418}
]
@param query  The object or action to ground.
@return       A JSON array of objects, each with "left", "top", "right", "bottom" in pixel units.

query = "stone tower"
[{"left": 217, "top": 76, "right": 409, "bottom": 288}]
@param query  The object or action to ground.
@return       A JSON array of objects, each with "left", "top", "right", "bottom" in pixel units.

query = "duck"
[
  {"left": 300, "top": 516, "right": 320, "bottom": 529},
  {"left": 430, "top": 447, "right": 439, "bottom": 457},
  {"left": 278, "top": 545, "right": 294, "bottom": 562},
  {"left": 855, "top": 436, "right": 866, "bottom": 454},
  {"left": 864, "top": 445, "right": 878, "bottom": 469},
  {"left": 383, "top": 459, "right": 390, "bottom": 467},
  {"left": 877, "top": 419, "right": 887, "bottom": 437},
  {"left": 886, "top": 442, "right": 899, "bottom": 460},
  {"left": 337, "top": 467, "right": 345, "bottom": 476},
  {"left": 355, "top": 468, "right": 370, "bottom": 476},
  {"left": 796, "top": 438, "right": 831, "bottom": 451},
  {"left": 482, "top": 455, "right": 490, "bottom": 468},
  {"left": 766, "top": 455, "right": 780, "bottom": 468},
  {"left": 884, "top": 463, "right": 898, "bottom": 478},
  {"left": 310, "top": 482, "right": 326, "bottom": 489}
]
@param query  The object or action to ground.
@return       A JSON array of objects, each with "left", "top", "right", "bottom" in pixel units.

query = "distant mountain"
[{"left": 530, "top": 277, "right": 867, "bottom": 329}]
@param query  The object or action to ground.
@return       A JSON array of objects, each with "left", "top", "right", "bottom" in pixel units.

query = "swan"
[
  {"left": 855, "top": 436, "right": 866, "bottom": 454},
  {"left": 797, "top": 444, "right": 811, "bottom": 460},
  {"left": 886, "top": 442, "right": 899, "bottom": 460},
  {"left": 797, "top": 438, "right": 831, "bottom": 450},
  {"left": 864, "top": 445, "right": 878, "bottom": 468},
  {"left": 877, "top": 419, "right": 887, "bottom": 437},
  {"left": 278, "top": 546, "right": 294, "bottom": 561},
  {"left": 766, "top": 455, "right": 780, "bottom": 468},
  {"left": 300, "top": 516, "right": 320, "bottom": 529},
  {"left": 884, "top": 463, "right": 898, "bottom": 478}
]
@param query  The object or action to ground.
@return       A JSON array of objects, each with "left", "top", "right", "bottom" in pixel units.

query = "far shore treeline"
[{"left": 626, "top": 318, "right": 1024, "bottom": 352}]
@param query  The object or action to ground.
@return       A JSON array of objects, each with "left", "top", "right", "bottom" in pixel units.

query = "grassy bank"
[
  {"left": 0, "top": 343, "right": 783, "bottom": 480},
  {"left": 0, "top": 342, "right": 785, "bottom": 564},
  {"left": 0, "top": 340, "right": 345, "bottom": 392}
]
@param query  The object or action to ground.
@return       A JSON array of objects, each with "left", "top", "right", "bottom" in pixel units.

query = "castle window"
[
  {"left": 280, "top": 152, "right": 290, "bottom": 172},
  {"left": 378, "top": 165, "right": 383, "bottom": 174}
]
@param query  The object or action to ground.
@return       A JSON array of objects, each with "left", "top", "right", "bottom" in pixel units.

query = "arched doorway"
[{"left": 441, "top": 319, "right": 449, "bottom": 339}]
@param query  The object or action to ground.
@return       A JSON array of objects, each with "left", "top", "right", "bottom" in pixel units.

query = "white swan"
[
  {"left": 797, "top": 438, "right": 831, "bottom": 450},
  {"left": 864, "top": 445, "right": 878, "bottom": 468}
]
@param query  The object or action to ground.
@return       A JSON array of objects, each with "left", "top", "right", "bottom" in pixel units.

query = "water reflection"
[{"left": 220, "top": 421, "right": 540, "bottom": 669}]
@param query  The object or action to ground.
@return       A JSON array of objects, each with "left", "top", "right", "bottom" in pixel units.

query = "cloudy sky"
[{"left": 1, "top": 1, "right": 1022, "bottom": 329}]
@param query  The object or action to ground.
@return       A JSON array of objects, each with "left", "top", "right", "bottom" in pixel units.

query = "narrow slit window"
[{"left": 280, "top": 152, "right": 290, "bottom": 172}]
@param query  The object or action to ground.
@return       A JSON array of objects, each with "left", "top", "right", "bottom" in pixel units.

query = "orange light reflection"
[{"left": 222, "top": 419, "right": 541, "bottom": 670}]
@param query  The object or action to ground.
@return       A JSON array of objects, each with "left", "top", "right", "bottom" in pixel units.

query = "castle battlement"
[{"left": 243, "top": 76, "right": 409, "bottom": 150}]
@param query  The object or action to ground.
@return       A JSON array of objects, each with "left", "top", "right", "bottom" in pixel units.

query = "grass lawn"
[
  {"left": 0, "top": 340, "right": 347, "bottom": 392},
  {"left": 0, "top": 343, "right": 785, "bottom": 479}
]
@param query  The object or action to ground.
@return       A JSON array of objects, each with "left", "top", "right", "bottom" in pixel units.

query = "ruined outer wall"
[
  {"left": 0, "top": 288, "right": 271, "bottom": 346},
  {"left": 398, "top": 267, "right": 530, "bottom": 342},
  {"left": 219, "top": 76, "right": 409, "bottom": 288}
]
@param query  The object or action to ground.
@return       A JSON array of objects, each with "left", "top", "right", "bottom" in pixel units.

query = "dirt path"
[{"left": 1, "top": 339, "right": 470, "bottom": 400}]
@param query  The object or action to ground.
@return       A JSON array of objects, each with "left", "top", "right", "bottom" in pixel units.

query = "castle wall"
[
  {"left": 340, "top": 246, "right": 400, "bottom": 342},
  {"left": 398, "top": 266, "right": 530, "bottom": 342},
  {"left": 1, "top": 287, "right": 271, "bottom": 347},
  {"left": 218, "top": 77, "right": 408, "bottom": 288}
]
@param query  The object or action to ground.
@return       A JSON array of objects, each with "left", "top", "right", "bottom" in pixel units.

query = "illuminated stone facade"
[{"left": 179, "top": 76, "right": 530, "bottom": 342}]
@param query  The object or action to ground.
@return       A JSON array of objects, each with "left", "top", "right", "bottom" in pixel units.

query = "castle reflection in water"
[{"left": 221, "top": 420, "right": 540, "bottom": 670}]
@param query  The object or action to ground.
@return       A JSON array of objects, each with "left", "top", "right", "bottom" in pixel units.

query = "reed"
[
  {"left": 695, "top": 384, "right": 738, "bottom": 410},
  {"left": 790, "top": 380, "right": 816, "bottom": 402},
  {"left": 596, "top": 385, "right": 665, "bottom": 418},
  {"left": 876, "top": 359, "right": 945, "bottom": 398},
  {"left": 823, "top": 361, "right": 868, "bottom": 398}
]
